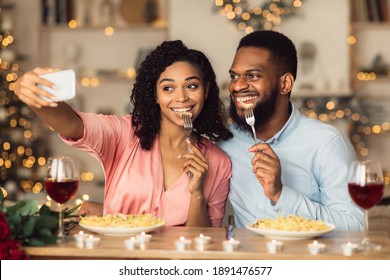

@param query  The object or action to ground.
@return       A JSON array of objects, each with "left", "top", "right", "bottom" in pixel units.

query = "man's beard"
[{"left": 229, "top": 86, "right": 279, "bottom": 133}]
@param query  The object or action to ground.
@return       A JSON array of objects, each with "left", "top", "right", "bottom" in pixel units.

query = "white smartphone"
[{"left": 38, "top": 69, "right": 76, "bottom": 102}]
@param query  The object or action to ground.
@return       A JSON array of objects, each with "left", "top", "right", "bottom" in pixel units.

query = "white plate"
[
  {"left": 79, "top": 222, "right": 166, "bottom": 236},
  {"left": 245, "top": 222, "right": 335, "bottom": 240}
]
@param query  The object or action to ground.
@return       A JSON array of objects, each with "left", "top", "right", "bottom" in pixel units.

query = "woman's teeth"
[{"left": 172, "top": 107, "right": 192, "bottom": 117}]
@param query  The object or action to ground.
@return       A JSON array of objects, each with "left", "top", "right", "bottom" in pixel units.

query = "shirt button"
[
  {"left": 277, "top": 209, "right": 283, "bottom": 215},
  {"left": 258, "top": 204, "right": 263, "bottom": 209}
]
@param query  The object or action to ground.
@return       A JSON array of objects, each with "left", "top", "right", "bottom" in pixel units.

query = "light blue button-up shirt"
[{"left": 219, "top": 103, "right": 363, "bottom": 230}]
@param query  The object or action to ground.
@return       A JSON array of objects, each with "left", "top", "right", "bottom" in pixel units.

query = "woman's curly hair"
[{"left": 131, "top": 40, "right": 232, "bottom": 150}]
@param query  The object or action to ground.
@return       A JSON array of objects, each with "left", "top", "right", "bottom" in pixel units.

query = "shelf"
[
  {"left": 40, "top": 21, "right": 168, "bottom": 32},
  {"left": 352, "top": 22, "right": 390, "bottom": 30},
  {"left": 292, "top": 89, "right": 353, "bottom": 98}
]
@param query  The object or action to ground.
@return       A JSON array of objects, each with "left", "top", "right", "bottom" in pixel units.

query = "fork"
[
  {"left": 182, "top": 113, "right": 193, "bottom": 153},
  {"left": 245, "top": 107, "right": 257, "bottom": 141},
  {"left": 182, "top": 113, "right": 193, "bottom": 178}
]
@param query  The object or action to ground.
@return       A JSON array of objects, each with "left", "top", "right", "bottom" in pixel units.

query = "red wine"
[
  {"left": 45, "top": 179, "right": 79, "bottom": 204},
  {"left": 348, "top": 182, "right": 384, "bottom": 209}
]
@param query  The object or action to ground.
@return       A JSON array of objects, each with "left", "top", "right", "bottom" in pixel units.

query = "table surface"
[{"left": 24, "top": 226, "right": 390, "bottom": 260}]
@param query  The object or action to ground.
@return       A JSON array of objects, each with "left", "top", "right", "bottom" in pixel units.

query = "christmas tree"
[{"left": 0, "top": 2, "right": 50, "bottom": 201}]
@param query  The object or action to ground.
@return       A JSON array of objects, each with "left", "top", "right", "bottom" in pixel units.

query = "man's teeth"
[{"left": 237, "top": 96, "right": 257, "bottom": 103}]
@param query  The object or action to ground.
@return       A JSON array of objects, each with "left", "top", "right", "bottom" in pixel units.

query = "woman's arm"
[
  {"left": 181, "top": 142, "right": 212, "bottom": 227},
  {"left": 14, "top": 67, "right": 83, "bottom": 140}
]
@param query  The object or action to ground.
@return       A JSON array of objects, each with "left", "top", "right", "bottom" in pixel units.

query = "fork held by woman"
[{"left": 182, "top": 113, "right": 193, "bottom": 153}]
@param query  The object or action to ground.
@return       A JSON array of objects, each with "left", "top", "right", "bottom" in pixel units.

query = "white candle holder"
[
  {"left": 307, "top": 240, "right": 326, "bottom": 255},
  {"left": 341, "top": 242, "right": 359, "bottom": 256},
  {"left": 194, "top": 234, "right": 212, "bottom": 246},
  {"left": 223, "top": 238, "right": 240, "bottom": 252},
  {"left": 85, "top": 235, "right": 101, "bottom": 249},
  {"left": 266, "top": 239, "right": 284, "bottom": 254},
  {"left": 124, "top": 236, "right": 139, "bottom": 250},
  {"left": 175, "top": 236, "right": 192, "bottom": 251},
  {"left": 136, "top": 232, "right": 152, "bottom": 244},
  {"left": 73, "top": 231, "right": 86, "bottom": 243}
]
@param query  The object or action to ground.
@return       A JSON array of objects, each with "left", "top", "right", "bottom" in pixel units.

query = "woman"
[{"left": 14, "top": 40, "right": 233, "bottom": 227}]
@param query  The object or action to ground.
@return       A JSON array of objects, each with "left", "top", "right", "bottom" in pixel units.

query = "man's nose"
[{"left": 232, "top": 76, "right": 249, "bottom": 92}]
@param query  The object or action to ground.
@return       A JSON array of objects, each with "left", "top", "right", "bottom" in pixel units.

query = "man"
[{"left": 219, "top": 30, "right": 363, "bottom": 230}]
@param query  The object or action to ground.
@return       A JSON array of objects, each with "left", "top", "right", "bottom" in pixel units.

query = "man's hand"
[{"left": 248, "top": 143, "right": 283, "bottom": 203}]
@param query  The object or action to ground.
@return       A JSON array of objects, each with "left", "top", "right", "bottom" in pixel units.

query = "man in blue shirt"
[{"left": 219, "top": 30, "right": 363, "bottom": 230}]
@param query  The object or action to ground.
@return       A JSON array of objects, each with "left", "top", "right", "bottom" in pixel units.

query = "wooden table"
[{"left": 24, "top": 226, "right": 390, "bottom": 260}]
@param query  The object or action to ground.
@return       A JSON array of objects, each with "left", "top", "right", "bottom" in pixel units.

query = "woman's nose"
[{"left": 176, "top": 89, "right": 189, "bottom": 101}]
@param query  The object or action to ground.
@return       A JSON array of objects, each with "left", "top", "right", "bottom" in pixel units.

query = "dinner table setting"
[
  {"left": 23, "top": 215, "right": 390, "bottom": 260},
  {"left": 18, "top": 156, "right": 390, "bottom": 260}
]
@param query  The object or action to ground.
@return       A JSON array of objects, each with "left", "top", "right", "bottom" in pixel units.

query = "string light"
[
  {"left": 214, "top": 0, "right": 304, "bottom": 32},
  {"left": 298, "top": 96, "right": 389, "bottom": 170}
]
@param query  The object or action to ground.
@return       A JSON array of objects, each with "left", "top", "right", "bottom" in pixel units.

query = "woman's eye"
[
  {"left": 162, "top": 86, "right": 173, "bottom": 91},
  {"left": 187, "top": 84, "right": 199, "bottom": 90}
]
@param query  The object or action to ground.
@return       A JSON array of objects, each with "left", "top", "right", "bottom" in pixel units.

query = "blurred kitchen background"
[{"left": 1, "top": 0, "right": 390, "bottom": 215}]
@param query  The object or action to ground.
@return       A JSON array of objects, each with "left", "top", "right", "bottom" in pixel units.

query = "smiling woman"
[{"left": 13, "top": 40, "right": 233, "bottom": 228}]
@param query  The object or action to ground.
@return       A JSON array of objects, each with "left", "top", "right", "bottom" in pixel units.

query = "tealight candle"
[
  {"left": 175, "top": 236, "right": 192, "bottom": 251},
  {"left": 266, "top": 239, "right": 284, "bottom": 254},
  {"left": 222, "top": 238, "right": 240, "bottom": 252},
  {"left": 195, "top": 234, "right": 212, "bottom": 246},
  {"left": 307, "top": 240, "right": 326, "bottom": 255},
  {"left": 73, "top": 231, "right": 85, "bottom": 243},
  {"left": 341, "top": 242, "right": 359, "bottom": 256},
  {"left": 85, "top": 235, "right": 101, "bottom": 249},
  {"left": 124, "top": 236, "right": 139, "bottom": 250},
  {"left": 136, "top": 232, "right": 152, "bottom": 244}
]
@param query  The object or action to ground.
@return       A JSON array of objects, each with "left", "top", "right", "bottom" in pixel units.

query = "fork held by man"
[{"left": 245, "top": 107, "right": 257, "bottom": 141}]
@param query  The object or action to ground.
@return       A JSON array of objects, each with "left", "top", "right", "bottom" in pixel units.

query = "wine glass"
[
  {"left": 44, "top": 156, "right": 79, "bottom": 241},
  {"left": 348, "top": 160, "right": 384, "bottom": 250}
]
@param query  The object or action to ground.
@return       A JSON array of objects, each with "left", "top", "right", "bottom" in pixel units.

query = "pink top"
[{"left": 61, "top": 112, "right": 231, "bottom": 227}]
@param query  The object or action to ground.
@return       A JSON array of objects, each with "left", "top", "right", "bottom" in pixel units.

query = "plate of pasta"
[
  {"left": 79, "top": 213, "right": 166, "bottom": 236},
  {"left": 246, "top": 215, "right": 335, "bottom": 240}
]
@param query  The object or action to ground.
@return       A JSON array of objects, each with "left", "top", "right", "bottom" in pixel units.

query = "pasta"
[
  {"left": 249, "top": 215, "right": 330, "bottom": 232},
  {"left": 79, "top": 213, "right": 165, "bottom": 228}
]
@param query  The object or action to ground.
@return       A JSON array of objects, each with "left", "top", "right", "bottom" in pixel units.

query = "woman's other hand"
[
  {"left": 180, "top": 141, "right": 209, "bottom": 195},
  {"left": 78, "top": 201, "right": 104, "bottom": 216},
  {"left": 14, "top": 67, "right": 59, "bottom": 108}
]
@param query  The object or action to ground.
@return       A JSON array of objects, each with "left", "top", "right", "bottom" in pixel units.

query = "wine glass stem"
[
  {"left": 58, "top": 204, "right": 64, "bottom": 239},
  {"left": 362, "top": 209, "right": 369, "bottom": 246}
]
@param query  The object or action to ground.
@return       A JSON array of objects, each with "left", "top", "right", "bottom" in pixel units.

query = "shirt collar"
[
  {"left": 231, "top": 102, "right": 301, "bottom": 145},
  {"left": 269, "top": 102, "right": 301, "bottom": 144}
]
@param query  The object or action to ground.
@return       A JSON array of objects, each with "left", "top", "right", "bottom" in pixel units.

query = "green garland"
[{"left": 0, "top": 190, "right": 80, "bottom": 246}]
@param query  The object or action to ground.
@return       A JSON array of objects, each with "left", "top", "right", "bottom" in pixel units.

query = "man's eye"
[
  {"left": 229, "top": 74, "right": 239, "bottom": 80},
  {"left": 247, "top": 74, "right": 259, "bottom": 79}
]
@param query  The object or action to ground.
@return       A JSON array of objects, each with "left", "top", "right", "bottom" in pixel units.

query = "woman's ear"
[
  {"left": 204, "top": 82, "right": 210, "bottom": 100},
  {"left": 280, "top": 73, "right": 294, "bottom": 95}
]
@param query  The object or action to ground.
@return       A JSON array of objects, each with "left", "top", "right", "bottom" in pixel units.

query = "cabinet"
[
  {"left": 350, "top": 1, "right": 390, "bottom": 173},
  {"left": 37, "top": 0, "right": 170, "bottom": 193},
  {"left": 39, "top": 0, "right": 169, "bottom": 115}
]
